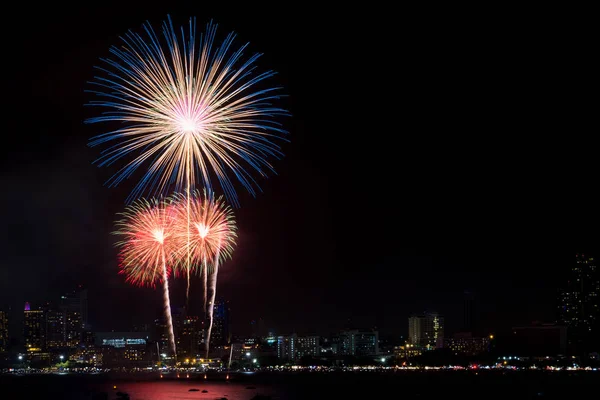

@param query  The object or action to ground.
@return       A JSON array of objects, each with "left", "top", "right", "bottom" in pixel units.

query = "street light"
[
  {"left": 253, "top": 359, "right": 257, "bottom": 364},
  {"left": 246, "top": 352, "right": 251, "bottom": 357},
  {"left": 18, "top": 355, "right": 23, "bottom": 361},
  {"left": 59, "top": 355, "right": 64, "bottom": 361}
]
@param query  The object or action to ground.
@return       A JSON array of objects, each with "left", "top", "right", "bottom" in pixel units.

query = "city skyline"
[
  {"left": 3, "top": 251, "right": 598, "bottom": 346},
  {"left": 0, "top": 3, "right": 598, "bottom": 348},
  {"left": 3, "top": 276, "right": 594, "bottom": 400},
  {"left": 3, "top": 250, "right": 598, "bottom": 340},
  {"left": 1, "top": 253, "right": 598, "bottom": 378}
]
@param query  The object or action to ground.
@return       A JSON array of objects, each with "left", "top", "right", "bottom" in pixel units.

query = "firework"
[
  {"left": 86, "top": 16, "right": 288, "bottom": 206},
  {"left": 113, "top": 198, "right": 178, "bottom": 359},
  {"left": 87, "top": 16, "right": 286, "bottom": 306},
  {"left": 171, "top": 190, "right": 236, "bottom": 356}
]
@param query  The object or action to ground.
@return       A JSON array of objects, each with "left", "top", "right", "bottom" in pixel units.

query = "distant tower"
[
  {"left": 80, "top": 287, "right": 89, "bottom": 329},
  {"left": 0, "top": 309, "right": 8, "bottom": 352},
  {"left": 154, "top": 317, "right": 169, "bottom": 353},
  {"left": 24, "top": 303, "right": 46, "bottom": 351},
  {"left": 171, "top": 306, "right": 200, "bottom": 358},
  {"left": 60, "top": 287, "right": 87, "bottom": 348},
  {"left": 408, "top": 312, "right": 445, "bottom": 349},
  {"left": 179, "top": 315, "right": 199, "bottom": 357},
  {"left": 338, "top": 330, "right": 379, "bottom": 356},
  {"left": 558, "top": 253, "right": 600, "bottom": 351},
  {"left": 210, "top": 298, "right": 231, "bottom": 345},
  {"left": 45, "top": 309, "right": 66, "bottom": 349},
  {"left": 171, "top": 306, "right": 186, "bottom": 354}
]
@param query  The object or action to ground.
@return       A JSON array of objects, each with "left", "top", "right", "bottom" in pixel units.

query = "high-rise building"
[
  {"left": 444, "top": 332, "right": 491, "bottom": 356},
  {"left": 210, "top": 298, "right": 231, "bottom": 345},
  {"left": 558, "top": 253, "right": 599, "bottom": 352},
  {"left": 95, "top": 332, "right": 150, "bottom": 368},
  {"left": 0, "top": 309, "right": 8, "bottom": 352},
  {"left": 171, "top": 306, "right": 186, "bottom": 343},
  {"left": 60, "top": 287, "right": 88, "bottom": 347},
  {"left": 63, "top": 309, "right": 82, "bottom": 348},
  {"left": 339, "top": 330, "right": 379, "bottom": 356},
  {"left": 277, "top": 334, "right": 320, "bottom": 361},
  {"left": 558, "top": 254, "right": 599, "bottom": 331},
  {"left": 154, "top": 317, "right": 169, "bottom": 353},
  {"left": 178, "top": 315, "right": 200, "bottom": 358},
  {"left": 45, "top": 309, "right": 66, "bottom": 349},
  {"left": 24, "top": 302, "right": 45, "bottom": 352},
  {"left": 171, "top": 306, "right": 205, "bottom": 357},
  {"left": 408, "top": 312, "right": 444, "bottom": 349},
  {"left": 197, "top": 320, "right": 206, "bottom": 348},
  {"left": 277, "top": 334, "right": 296, "bottom": 361},
  {"left": 296, "top": 336, "right": 320, "bottom": 359}
]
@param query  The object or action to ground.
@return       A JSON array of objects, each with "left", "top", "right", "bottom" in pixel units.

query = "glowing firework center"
[{"left": 196, "top": 223, "right": 209, "bottom": 238}]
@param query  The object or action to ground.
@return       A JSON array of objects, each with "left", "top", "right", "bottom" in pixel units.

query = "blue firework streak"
[{"left": 86, "top": 16, "right": 288, "bottom": 205}]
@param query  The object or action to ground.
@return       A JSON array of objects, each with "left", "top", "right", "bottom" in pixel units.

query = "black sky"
[{"left": 0, "top": 4, "right": 596, "bottom": 341}]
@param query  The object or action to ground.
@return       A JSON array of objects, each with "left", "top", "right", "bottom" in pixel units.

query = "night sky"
[{"left": 0, "top": 4, "right": 596, "bottom": 341}]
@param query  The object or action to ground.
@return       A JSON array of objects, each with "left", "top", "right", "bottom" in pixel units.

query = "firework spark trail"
[
  {"left": 114, "top": 198, "right": 178, "bottom": 359},
  {"left": 202, "top": 258, "right": 208, "bottom": 313},
  {"left": 171, "top": 190, "right": 236, "bottom": 356},
  {"left": 161, "top": 250, "right": 177, "bottom": 358},
  {"left": 205, "top": 243, "right": 221, "bottom": 358},
  {"left": 186, "top": 187, "right": 191, "bottom": 311}
]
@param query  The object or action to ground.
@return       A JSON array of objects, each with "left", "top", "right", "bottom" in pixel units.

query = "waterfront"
[{"left": 1, "top": 369, "right": 598, "bottom": 399}]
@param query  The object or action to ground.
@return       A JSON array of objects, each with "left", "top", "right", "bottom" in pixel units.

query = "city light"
[{"left": 6, "top": 255, "right": 598, "bottom": 382}]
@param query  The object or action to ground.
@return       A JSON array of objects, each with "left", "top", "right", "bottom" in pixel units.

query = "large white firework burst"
[{"left": 87, "top": 16, "right": 288, "bottom": 206}]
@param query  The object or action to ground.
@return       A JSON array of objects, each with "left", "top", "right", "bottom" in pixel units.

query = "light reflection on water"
[{"left": 101, "top": 380, "right": 281, "bottom": 400}]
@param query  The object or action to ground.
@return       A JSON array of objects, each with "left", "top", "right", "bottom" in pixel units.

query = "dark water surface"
[{"left": 1, "top": 370, "right": 597, "bottom": 399}]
